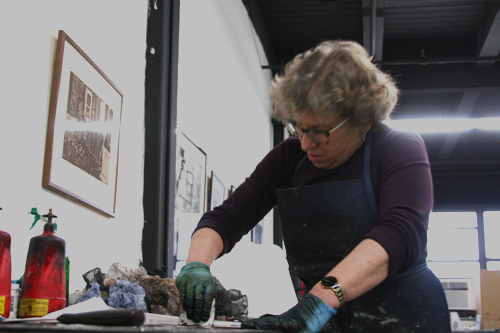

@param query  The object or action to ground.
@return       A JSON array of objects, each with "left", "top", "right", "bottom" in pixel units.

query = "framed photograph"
[
  {"left": 174, "top": 133, "right": 207, "bottom": 214},
  {"left": 209, "top": 171, "right": 225, "bottom": 210},
  {"left": 43, "top": 30, "right": 123, "bottom": 217}
]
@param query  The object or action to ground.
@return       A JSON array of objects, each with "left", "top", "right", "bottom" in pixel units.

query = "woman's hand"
[
  {"left": 241, "top": 293, "right": 336, "bottom": 333},
  {"left": 175, "top": 262, "right": 214, "bottom": 323}
]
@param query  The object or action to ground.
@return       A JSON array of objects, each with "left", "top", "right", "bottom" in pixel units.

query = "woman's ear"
[{"left": 361, "top": 123, "right": 372, "bottom": 133}]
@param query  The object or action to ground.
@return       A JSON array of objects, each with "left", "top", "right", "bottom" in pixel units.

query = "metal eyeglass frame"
[{"left": 286, "top": 117, "right": 350, "bottom": 145}]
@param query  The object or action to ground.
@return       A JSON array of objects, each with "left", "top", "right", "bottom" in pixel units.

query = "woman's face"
[{"left": 296, "top": 113, "right": 370, "bottom": 170}]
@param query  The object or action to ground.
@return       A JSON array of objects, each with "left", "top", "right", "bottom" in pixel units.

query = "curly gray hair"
[{"left": 270, "top": 40, "right": 399, "bottom": 127}]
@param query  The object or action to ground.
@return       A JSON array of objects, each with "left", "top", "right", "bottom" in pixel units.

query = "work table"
[
  {"left": 2, "top": 323, "right": 500, "bottom": 332},
  {"left": 452, "top": 331, "right": 500, "bottom": 333},
  {"left": 0, "top": 323, "right": 280, "bottom": 333}
]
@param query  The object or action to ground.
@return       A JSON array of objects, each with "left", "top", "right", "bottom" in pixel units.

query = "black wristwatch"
[{"left": 321, "top": 276, "right": 346, "bottom": 307}]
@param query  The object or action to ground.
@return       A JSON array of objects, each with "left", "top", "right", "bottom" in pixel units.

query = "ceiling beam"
[
  {"left": 386, "top": 66, "right": 500, "bottom": 90},
  {"left": 362, "top": 0, "right": 384, "bottom": 61},
  {"left": 383, "top": 0, "right": 488, "bottom": 8},
  {"left": 438, "top": 91, "right": 480, "bottom": 161},
  {"left": 400, "top": 86, "right": 500, "bottom": 95},
  {"left": 476, "top": 1, "right": 500, "bottom": 70},
  {"left": 377, "top": 56, "right": 500, "bottom": 66}
]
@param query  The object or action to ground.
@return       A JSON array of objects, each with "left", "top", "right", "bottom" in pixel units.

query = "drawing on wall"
[
  {"left": 209, "top": 171, "right": 225, "bottom": 210},
  {"left": 173, "top": 133, "right": 207, "bottom": 275},
  {"left": 252, "top": 223, "right": 263, "bottom": 244},
  {"left": 228, "top": 185, "right": 237, "bottom": 198},
  {"left": 175, "top": 133, "right": 207, "bottom": 214}
]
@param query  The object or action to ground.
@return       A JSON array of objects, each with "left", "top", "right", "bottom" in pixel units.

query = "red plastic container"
[
  {"left": 0, "top": 207, "right": 12, "bottom": 318},
  {"left": 19, "top": 209, "right": 66, "bottom": 318}
]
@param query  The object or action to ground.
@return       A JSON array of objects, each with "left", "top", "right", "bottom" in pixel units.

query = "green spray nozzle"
[
  {"left": 29, "top": 208, "right": 58, "bottom": 230},
  {"left": 29, "top": 208, "right": 41, "bottom": 230}
]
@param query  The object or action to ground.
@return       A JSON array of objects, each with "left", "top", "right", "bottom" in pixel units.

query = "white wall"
[
  {"left": 0, "top": 0, "right": 276, "bottom": 298},
  {"left": 178, "top": 0, "right": 273, "bottom": 188},
  {"left": 0, "top": 1, "right": 148, "bottom": 293},
  {"left": 175, "top": 2, "right": 296, "bottom": 314},
  {"left": 176, "top": 1, "right": 274, "bottom": 248}
]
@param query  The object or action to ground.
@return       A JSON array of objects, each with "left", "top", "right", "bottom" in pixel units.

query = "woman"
[{"left": 175, "top": 40, "right": 451, "bottom": 332}]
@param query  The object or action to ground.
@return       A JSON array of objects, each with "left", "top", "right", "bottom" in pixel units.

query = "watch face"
[{"left": 321, "top": 276, "right": 338, "bottom": 287}]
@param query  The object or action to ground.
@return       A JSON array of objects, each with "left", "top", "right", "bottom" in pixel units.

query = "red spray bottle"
[
  {"left": 19, "top": 209, "right": 66, "bottom": 318},
  {"left": 0, "top": 207, "right": 12, "bottom": 318}
]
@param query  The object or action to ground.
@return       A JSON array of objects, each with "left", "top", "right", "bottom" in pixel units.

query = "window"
[
  {"left": 484, "top": 211, "right": 500, "bottom": 270},
  {"left": 426, "top": 210, "right": 500, "bottom": 279},
  {"left": 427, "top": 211, "right": 479, "bottom": 279}
]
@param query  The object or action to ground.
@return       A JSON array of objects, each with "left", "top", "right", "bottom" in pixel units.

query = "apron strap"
[
  {"left": 290, "top": 154, "right": 308, "bottom": 186},
  {"left": 363, "top": 131, "right": 378, "bottom": 216}
]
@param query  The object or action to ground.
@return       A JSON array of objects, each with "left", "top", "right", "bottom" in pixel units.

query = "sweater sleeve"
[
  {"left": 194, "top": 138, "right": 303, "bottom": 255},
  {"left": 364, "top": 130, "right": 433, "bottom": 275}
]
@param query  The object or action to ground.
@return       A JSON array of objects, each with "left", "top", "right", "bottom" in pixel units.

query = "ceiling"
[{"left": 243, "top": 0, "right": 500, "bottom": 206}]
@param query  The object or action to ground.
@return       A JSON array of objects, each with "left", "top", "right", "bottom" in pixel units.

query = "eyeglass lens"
[{"left": 287, "top": 123, "right": 328, "bottom": 144}]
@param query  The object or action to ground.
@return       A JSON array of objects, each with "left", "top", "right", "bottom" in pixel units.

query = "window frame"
[{"left": 428, "top": 206, "right": 500, "bottom": 276}]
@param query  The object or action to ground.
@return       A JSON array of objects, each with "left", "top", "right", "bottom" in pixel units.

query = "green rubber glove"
[
  {"left": 241, "top": 293, "right": 336, "bottom": 333},
  {"left": 175, "top": 262, "right": 214, "bottom": 323}
]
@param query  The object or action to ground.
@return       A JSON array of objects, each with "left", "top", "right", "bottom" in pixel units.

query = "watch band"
[{"left": 321, "top": 276, "right": 346, "bottom": 307}]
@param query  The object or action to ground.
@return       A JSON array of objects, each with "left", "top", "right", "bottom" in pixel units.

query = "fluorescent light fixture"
[{"left": 384, "top": 117, "right": 500, "bottom": 133}]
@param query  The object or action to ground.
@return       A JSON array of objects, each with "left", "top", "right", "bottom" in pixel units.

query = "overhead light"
[{"left": 384, "top": 118, "right": 500, "bottom": 133}]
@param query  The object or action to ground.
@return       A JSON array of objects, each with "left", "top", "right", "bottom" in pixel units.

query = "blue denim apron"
[{"left": 276, "top": 132, "right": 450, "bottom": 332}]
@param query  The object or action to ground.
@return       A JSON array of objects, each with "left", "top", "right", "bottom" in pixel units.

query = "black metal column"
[
  {"left": 477, "top": 208, "right": 487, "bottom": 270},
  {"left": 272, "top": 119, "right": 284, "bottom": 248},
  {"left": 142, "top": 0, "right": 180, "bottom": 278}
]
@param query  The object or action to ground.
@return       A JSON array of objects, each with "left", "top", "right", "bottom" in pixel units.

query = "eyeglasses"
[{"left": 286, "top": 117, "right": 350, "bottom": 145}]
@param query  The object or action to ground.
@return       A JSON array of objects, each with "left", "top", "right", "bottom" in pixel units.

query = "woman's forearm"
[
  {"left": 186, "top": 227, "right": 224, "bottom": 266},
  {"left": 309, "top": 238, "right": 390, "bottom": 309}
]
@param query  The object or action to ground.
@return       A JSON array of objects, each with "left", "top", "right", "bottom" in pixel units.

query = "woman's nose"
[{"left": 300, "top": 133, "right": 318, "bottom": 151}]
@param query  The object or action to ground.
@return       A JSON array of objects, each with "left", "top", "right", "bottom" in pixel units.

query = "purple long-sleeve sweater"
[{"left": 195, "top": 124, "right": 433, "bottom": 275}]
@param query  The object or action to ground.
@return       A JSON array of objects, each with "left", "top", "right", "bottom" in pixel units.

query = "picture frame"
[
  {"left": 252, "top": 222, "right": 264, "bottom": 244},
  {"left": 209, "top": 171, "right": 225, "bottom": 210},
  {"left": 43, "top": 30, "right": 123, "bottom": 217},
  {"left": 174, "top": 133, "right": 208, "bottom": 214},
  {"left": 228, "top": 185, "right": 237, "bottom": 198}
]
